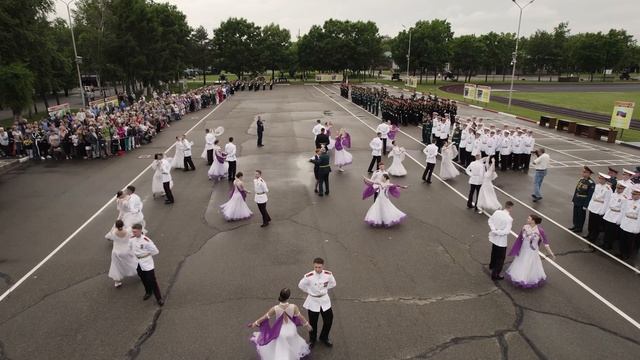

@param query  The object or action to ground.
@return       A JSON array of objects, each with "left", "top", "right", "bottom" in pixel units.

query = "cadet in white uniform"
[
  {"left": 123, "top": 185, "right": 145, "bottom": 230},
  {"left": 298, "top": 257, "right": 336, "bottom": 348},
  {"left": 619, "top": 186, "right": 640, "bottom": 263},
  {"left": 586, "top": 173, "right": 612, "bottom": 244},
  {"left": 522, "top": 130, "right": 535, "bottom": 171},
  {"left": 499, "top": 131, "right": 512, "bottom": 171},
  {"left": 253, "top": 170, "right": 271, "bottom": 227},
  {"left": 367, "top": 133, "right": 383, "bottom": 173},
  {"left": 375, "top": 121, "right": 390, "bottom": 155},
  {"left": 602, "top": 182, "right": 627, "bottom": 251},
  {"left": 181, "top": 136, "right": 196, "bottom": 171},
  {"left": 225, "top": 137, "right": 237, "bottom": 181},
  {"left": 130, "top": 223, "right": 163, "bottom": 306},
  {"left": 466, "top": 155, "right": 485, "bottom": 211},
  {"left": 204, "top": 128, "right": 216, "bottom": 165}
]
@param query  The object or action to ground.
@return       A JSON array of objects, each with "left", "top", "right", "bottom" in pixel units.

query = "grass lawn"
[
  {"left": 372, "top": 80, "right": 640, "bottom": 142},
  {"left": 510, "top": 91, "right": 640, "bottom": 118}
]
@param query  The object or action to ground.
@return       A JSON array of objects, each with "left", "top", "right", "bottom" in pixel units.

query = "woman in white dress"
[
  {"left": 115, "top": 191, "right": 128, "bottom": 220},
  {"left": 387, "top": 140, "right": 407, "bottom": 177},
  {"left": 439, "top": 141, "right": 460, "bottom": 180},
  {"left": 220, "top": 172, "right": 253, "bottom": 221},
  {"left": 506, "top": 215, "right": 555, "bottom": 288},
  {"left": 250, "top": 288, "right": 312, "bottom": 360},
  {"left": 363, "top": 174, "right": 408, "bottom": 227},
  {"left": 476, "top": 158, "right": 501, "bottom": 214},
  {"left": 151, "top": 154, "right": 172, "bottom": 198},
  {"left": 105, "top": 220, "right": 137, "bottom": 288},
  {"left": 171, "top": 136, "right": 185, "bottom": 169},
  {"left": 325, "top": 121, "right": 335, "bottom": 149},
  {"left": 207, "top": 139, "right": 228, "bottom": 180},
  {"left": 333, "top": 128, "right": 352, "bottom": 171}
]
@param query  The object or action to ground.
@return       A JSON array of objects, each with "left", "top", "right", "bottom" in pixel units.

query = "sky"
[{"left": 54, "top": 0, "right": 640, "bottom": 39}]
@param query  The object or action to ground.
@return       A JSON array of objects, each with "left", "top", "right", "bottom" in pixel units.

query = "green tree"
[
  {"left": 211, "top": 17, "right": 261, "bottom": 78},
  {"left": 525, "top": 30, "right": 556, "bottom": 81},
  {"left": 188, "top": 26, "right": 211, "bottom": 84},
  {"left": 0, "top": 63, "right": 35, "bottom": 120},
  {"left": 259, "top": 24, "right": 291, "bottom": 80},
  {"left": 450, "top": 35, "right": 485, "bottom": 82}
]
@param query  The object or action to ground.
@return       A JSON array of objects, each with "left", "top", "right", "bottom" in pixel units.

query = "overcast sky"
[{"left": 54, "top": 0, "right": 639, "bottom": 39}]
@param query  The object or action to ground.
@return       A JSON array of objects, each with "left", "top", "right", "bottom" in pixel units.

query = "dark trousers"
[
  {"left": 459, "top": 149, "right": 467, "bottom": 165},
  {"left": 257, "top": 131, "right": 263, "bottom": 146},
  {"left": 368, "top": 156, "right": 381, "bottom": 173},
  {"left": 308, "top": 308, "right": 333, "bottom": 341},
  {"left": 422, "top": 162, "right": 435, "bottom": 182},
  {"left": 228, "top": 161, "right": 236, "bottom": 181},
  {"left": 183, "top": 156, "right": 195, "bottom": 170},
  {"left": 136, "top": 265, "right": 162, "bottom": 300},
  {"left": 586, "top": 211, "right": 603, "bottom": 243},
  {"left": 467, "top": 184, "right": 482, "bottom": 209},
  {"left": 500, "top": 154, "right": 511, "bottom": 171},
  {"left": 523, "top": 153, "right": 532, "bottom": 170},
  {"left": 257, "top": 202, "right": 271, "bottom": 225},
  {"left": 382, "top": 138, "right": 387, "bottom": 155},
  {"left": 512, "top": 153, "right": 521, "bottom": 170},
  {"left": 206, "top": 149, "right": 214, "bottom": 165},
  {"left": 573, "top": 204, "right": 587, "bottom": 231},
  {"left": 318, "top": 172, "right": 330, "bottom": 194},
  {"left": 163, "top": 181, "right": 174, "bottom": 203},
  {"left": 620, "top": 230, "right": 639, "bottom": 262},
  {"left": 603, "top": 220, "right": 620, "bottom": 250},
  {"left": 489, "top": 244, "right": 507, "bottom": 278}
]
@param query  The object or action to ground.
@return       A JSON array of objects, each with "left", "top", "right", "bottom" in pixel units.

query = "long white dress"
[
  {"left": 387, "top": 146, "right": 407, "bottom": 177},
  {"left": 364, "top": 183, "right": 407, "bottom": 227},
  {"left": 506, "top": 225, "right": 547, "bottom": 288},
  {"left": 151, "top": 159, "right": 173, "bottom": 196},
  {"left": 105, "top": 229, "right": 137, "bottom": 282},
  {"left": 333, "top": 136, "right": 352, "bottom": 167},
  {"left": 439, "top": 144, "right": 460, "bottom": 180},
  {"left": 220, "top": 180, "right": 253, "bottom": 221},
  {"left": 207, "top": 146, "right": 228, "bottom": 179},
  {"left": 251, "top": 304, "right": 310, "bottom": 360},
  {"left": 171, "top": 141, "right": 185, "bottom": 169},
  {"left": 476, "top": 162, "right": 501, "bottom": 213}
]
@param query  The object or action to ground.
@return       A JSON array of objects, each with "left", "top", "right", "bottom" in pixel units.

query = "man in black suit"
[
  {"left": 310, "top": 148, "right": 321, "bottom": 193},
  {"left": 315, "top": 128, "right": 330, "bottom": 150},
  {"left": 256, "top": 116, "right": 264, "bottom": 147},
  {"left": 316, "top": 148, "right": 331, "bottom": 196}
]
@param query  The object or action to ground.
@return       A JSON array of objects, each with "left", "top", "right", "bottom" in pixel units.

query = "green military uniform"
[{"left": 571, "top": 168, "right": 596, "bottom": 232}]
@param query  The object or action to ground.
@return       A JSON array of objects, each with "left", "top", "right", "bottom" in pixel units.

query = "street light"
[
  {"left": 402, "top": 25, "right": 412, "bottom": 85},
  {"left": 507, "top": 0, "right": 535, "bottom": 109},
  {"left": 60, "top": 0, "right": 86, "bottom": 108}
]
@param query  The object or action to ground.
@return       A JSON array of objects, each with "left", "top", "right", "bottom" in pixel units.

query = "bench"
[
  {"left": 539, "top": 116, "right": 557, "bottom": 128},
  {"left": 556, "top": 119, "right": 577, "bottom": 133},
  {"left": 594, "top": 127, "right": 618, "bottom": 143},
  {"left": 575, "top": 123, "right": 596, "bottom": 138}
]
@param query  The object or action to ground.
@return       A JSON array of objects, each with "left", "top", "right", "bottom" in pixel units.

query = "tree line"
[{"left": 1, "top": 0, "right": 639, "bottom": 118}]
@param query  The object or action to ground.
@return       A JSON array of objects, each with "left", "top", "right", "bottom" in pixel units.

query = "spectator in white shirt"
[{"left": 532, "top": 148, "right": 550, "bottom": 202}]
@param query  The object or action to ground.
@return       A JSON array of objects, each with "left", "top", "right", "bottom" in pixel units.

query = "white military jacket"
[{"left": 298, "top": 270, "right": 337, "bottom": 312}]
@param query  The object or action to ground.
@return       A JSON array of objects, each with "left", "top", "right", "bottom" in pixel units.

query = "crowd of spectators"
[{"left": 0, "top": 84, "right": 233, "bottom": 161}]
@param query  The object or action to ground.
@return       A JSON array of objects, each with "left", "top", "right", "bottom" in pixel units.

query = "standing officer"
[
  {"left": 570, "top": 166, "right": 596, "bottom": 233},
  {"left": 607, "top": 167, "right": 618, "bottom": 190},
  {"left": 256, "top": 116, "right": 264, "bottom": 147},
  {"left": 421, "top": 117, "right": 433, "bottom": 144},
  {"left": 298, "top": 257, "right": 337, "bottom": 348},
  {"left": 130, "top": 223, "right": 164, "bottom": 306}
]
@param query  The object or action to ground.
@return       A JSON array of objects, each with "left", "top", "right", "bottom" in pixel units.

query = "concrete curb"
[{"left": 0, "top": 157, "right": 26, "bottom": 175}]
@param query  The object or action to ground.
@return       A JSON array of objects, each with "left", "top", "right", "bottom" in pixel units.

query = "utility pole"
[
  {"left": 61, "top": 0, "right": 86, "bottom": 108},
  {"left": 507, "top": 0, "right": 536, "bottom": 109}
]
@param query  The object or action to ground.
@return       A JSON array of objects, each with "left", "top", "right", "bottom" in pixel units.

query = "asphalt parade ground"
[{"left": 0, "top": 84, "right": 639, "bottom": 359}]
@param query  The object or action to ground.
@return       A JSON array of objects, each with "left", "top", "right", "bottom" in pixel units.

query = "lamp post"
[
  {"left": 507, "top": 0, "right": 535, "bottom": 109},
  {"left": 61, "top": 0, "right": 86, "bottom": 108},
  {"left": 402, "top": 25, "right": 412, "bottom": 85}
]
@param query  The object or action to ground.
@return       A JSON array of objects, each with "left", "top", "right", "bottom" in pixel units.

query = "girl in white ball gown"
[
  {"left": 250, "top": 288, "right": 312, "bottom": 360},
  {"left": 387, "top": 140, "right": 407, "bottom": 177},
  {"left": 362, "top": 174, "right": 408, "bottom": 227},
  {"left": 220, "top": 172, "right": 253, "bottom": 221},
  {"left": 506, "top": 215, "right": 555, "bottom": 288},
  {"left": 439, "top": 141, "right": 460, "bottom": 180},
  {"left": 333, "top": 128, "right": 352, "bottom": 171}
]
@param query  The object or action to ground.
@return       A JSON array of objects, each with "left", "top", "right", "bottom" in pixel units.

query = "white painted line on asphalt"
[
  {"left": 498, "top": 112, "right": 517, "bottom": 118},
  {"left": 315, "top": 84, "right": 640, "bottom": 331},
  {"left": 0, "top": 101, "right": 228, "bottom": 303}
]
